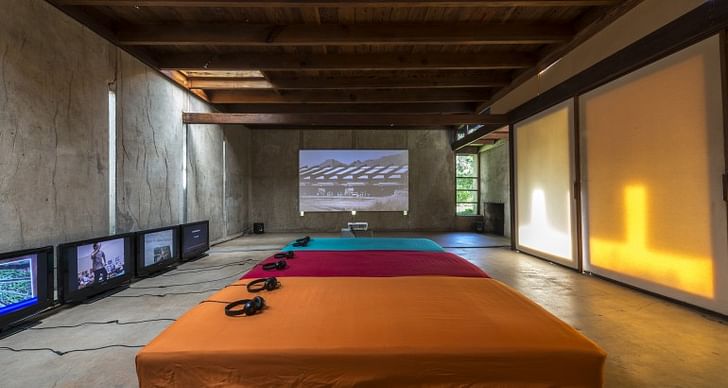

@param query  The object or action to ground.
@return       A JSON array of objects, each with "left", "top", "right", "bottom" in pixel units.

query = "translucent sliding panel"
[
  {"left": 515, "top": 100, "right": 577, "bottom": 268},
  {"left": 580, "top": 35, "right": 728, "bottom": 314}
]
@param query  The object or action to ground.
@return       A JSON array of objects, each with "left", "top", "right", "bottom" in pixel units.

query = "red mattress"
[{"left": 242, "top": 250, "right": 489, "bottom": 279}]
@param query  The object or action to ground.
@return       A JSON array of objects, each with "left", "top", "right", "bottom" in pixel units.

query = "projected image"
[
  {"left": 76, "top": 238, "right": 125, "bottom": 290},
  {"left": 299, "top": 150, "right": 409, "bottom": 212},
  {"left": 144, "top": 230, "right": 174, "bottom": 267},
  {"left": 0, "top": 254, "right": 38, "bottom": 316}
]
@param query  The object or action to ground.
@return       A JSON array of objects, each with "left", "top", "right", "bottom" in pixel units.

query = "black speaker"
[{"left": 253, "top": 223, "right": 265, "bottom": 234}]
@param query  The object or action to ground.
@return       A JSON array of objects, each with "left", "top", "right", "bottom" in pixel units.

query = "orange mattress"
[{"left": 137, "top": 276, "right": 605, "bottom": 387}]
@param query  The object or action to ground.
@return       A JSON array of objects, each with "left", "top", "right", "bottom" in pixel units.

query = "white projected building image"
[{"left": 299, "top": 150, "right": 409, "bottom": 212}]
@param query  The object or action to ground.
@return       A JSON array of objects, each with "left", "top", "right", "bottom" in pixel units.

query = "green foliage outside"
[
  {"left": 456, "top": 154, "right": 477, "bottom": 177},
  {"left": 455, "top": 154, "right": 479, "bottom": 216},
  {"left": 456, "top": 178, "right": 477, "bottom": 190},
  {"left": 456, "top": 203, "right": 477, "bottom": 216},
  {"left": 456, "top": 190, "right": 477, "bottom": 203}
]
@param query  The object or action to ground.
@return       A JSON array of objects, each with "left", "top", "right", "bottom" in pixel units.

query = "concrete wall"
[
  {"left": 249, "top": 129, "right": 456, "bottom": 232},
  {"left": 0, "top": 0, "right": 114, "bottom": 252},
  {"left": 479, "top": 140, "right": 511, "bottom": 238},
  {"left": 0, "top": 0, "right": 251, "bottom": 252},
  {"left": 223, "top": 126, "right": 252, "bottom": 238},
  {"left": 115, "top": 53, "right": 186, "bottom": 233}
]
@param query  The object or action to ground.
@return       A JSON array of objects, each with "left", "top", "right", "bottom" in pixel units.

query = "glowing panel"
[
  {"left": 581, "top": 35, "right": 727, "bottom": 313},
  {"left": 515, "top": 100, "right": 576, "bottom": 267},
  {"left": 590, "top": 186, "right": 714, "bottom": 298}
]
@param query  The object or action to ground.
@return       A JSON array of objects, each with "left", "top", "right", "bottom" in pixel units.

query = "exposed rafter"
[
  {"left": 48, "top": 0, "right": 633, "bottom": 126},
  {"left": 56, "top": 0, "right": 618, "bottom": 8},
  {"left": 183, "top": 112, "right": 508, "bottom": 126},
  {"left": 208, "top": 88, "right": 492, "bottom": 104},
  {"left": 190, "top": 73, "right": 511, "bottom": 90},
  {"left": 117, "top": 23, "right": 573, "bottom": 46},
  {"left": 159, "top": 52, "right": 534, "bottom": 71},
  {"left": 188, "top": 78, "right": 274, "bottom": 89},
  {"left": 219, "top": 102, "right": 478, "bottom": 114},
  {"left": 475, "top": 0, "right": 642, "bottom": 113},
  {"left": 56, "top": 1, "right": 621, "bottom": 7}
]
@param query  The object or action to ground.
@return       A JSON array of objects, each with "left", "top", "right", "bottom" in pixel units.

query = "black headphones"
[
  {"left": 225, "top": 296, "right": 265, "bottom": 317},
  {"left": 246, "top": 277, "right": 280, "bottom": 293},
  {"left": 262, "top": 260, "right": 287, "bottom": 271},
  {"left": 292, "top": 236, "right": 311, "bottom": 247},
  {"left": 274, "top": 251, "right": 294, "bottom": 259}
]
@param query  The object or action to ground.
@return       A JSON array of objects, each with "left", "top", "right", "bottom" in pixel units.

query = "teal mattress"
[{"left": 282, "top": 237, "right": 444, "bottom": 252}]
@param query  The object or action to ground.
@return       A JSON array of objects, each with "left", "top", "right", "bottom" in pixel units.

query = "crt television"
[
  {"left": 0, "top": 246, "right": 54, "bottom": 332},
  {"left": 57, "top": 233, "right": 135, "bottom": 304},
  {"left": 180, "top": 220, "right": 209, "bottom": 261},
  {"left": 135, "top": 226, "right": 180, "bottom": 277}
]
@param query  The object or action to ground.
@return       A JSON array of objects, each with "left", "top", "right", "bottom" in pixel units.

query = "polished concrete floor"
[{"left": 0, "top": 232, "right": 726, "bottom": 387}]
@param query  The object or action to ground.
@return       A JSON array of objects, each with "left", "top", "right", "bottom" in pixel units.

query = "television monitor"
[
  {"left": 299, "top": 149, "right": 409, "bottom": 212},
  {"left": 0, "top": 246, "right": 54, "bottom": 332},
  {"left": 57, "top": 234, "right": 134, "bottom": 304},
  {"left": 135, "top": 226, "right": 180, "bottom": 277},
  {"left": 180, "top": 220, "right": 209, "bottom": 261}
]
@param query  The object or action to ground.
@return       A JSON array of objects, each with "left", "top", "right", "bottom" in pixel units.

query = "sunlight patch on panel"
[
  {"left": 518, "top": 189, "right": 572, "bottom": 260},
  {"left": 515, "top": 100, "right": 575, "bottom": 266},
  {"left": 590, "top": 186, "right": 714, "bottom": 298},
  {"left": 581, "top": 36, "right": 726, "bottom": 313}
]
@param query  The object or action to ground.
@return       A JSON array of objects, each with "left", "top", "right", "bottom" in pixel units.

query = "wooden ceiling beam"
[
  {"left": 188, "top": 78, "right": 275, "bottom": 89},
  {"left": 159, "top": 52, "right": 534, "bottom": 71},
  {"left": 190, "top": 73, "right": 511, "bottom": 90},
  {"left": 117, "top": 23, "right": 573, "bottom": 46},
  {"left": 56, "top": 1, "right": 621, "bottom": 8},
  {"left": 475, "top": 0, "right": 642, "bottom": 113},
  {"left": 220, "top": 102, "right": 478, "bottom": 114},
  {"left": 208, "top": 88, "right": 491, "bottom": 103},
  {"left": 183, "top": 112, "right": 508, "bottom": 126},
  {"left": 245, "top": 125, "right": 455, "bottom": 130}
]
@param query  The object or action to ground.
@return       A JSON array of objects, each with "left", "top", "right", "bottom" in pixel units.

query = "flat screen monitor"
[
  {"left": 180, "top": 221, "right": 209, "bottom": 261},
  {"left": 57, "top": 234, "right": 134, "bottom": 304},
  {"left": 0, "top": 246, "right": 54, "bottom": 331},
  {"left": 299, "top": 149, "right": 409, "bottom": 212},
  {"left": 135, "top": 226, "right": 180, "bottom": 277}
]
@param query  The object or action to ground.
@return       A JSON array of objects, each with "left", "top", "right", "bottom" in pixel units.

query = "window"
[
  {"left": 456, "top": 154, "right": 479, "bottom": 216},
  {"left": 108, "top": 88, "right": 116, "bottom": 234}
]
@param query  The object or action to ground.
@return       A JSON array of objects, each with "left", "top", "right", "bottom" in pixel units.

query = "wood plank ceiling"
[{"left": 49, "top": 0, "right": 639, "bottom": 129}]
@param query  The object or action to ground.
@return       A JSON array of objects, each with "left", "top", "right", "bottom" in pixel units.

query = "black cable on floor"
[
  {"left": 208, "top": 247, "right": 279, "bottom": 253},
  {"left": 160, "top": 259, "right": 256, "bottom": 276},
  {"left": 27, "top": 318, "right": 176, "bottom": 330},
  {"left": 111, "top": 288, "right": 223, "bottom": 298},
  {"left": 0, "top": 344, "right": 146, "bottom": 356},
  {"left": 129, "top": 271, "right": 246, "bottom": 289}
]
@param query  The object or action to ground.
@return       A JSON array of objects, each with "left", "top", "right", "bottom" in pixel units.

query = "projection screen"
[{"left": 299, "top": 150, "right": 409, "bottom": 212}]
